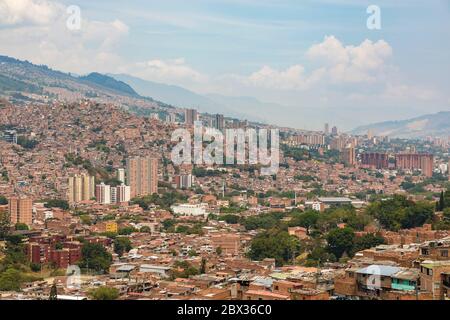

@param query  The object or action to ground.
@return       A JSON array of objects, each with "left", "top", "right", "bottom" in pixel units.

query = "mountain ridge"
[
  {"left": 108, "top": 73, "right": 263, "bottom": 121},
  {"left": 79, "top": 73, "right": 139, "bottom": 97},
  {"left": 0, "top": 54, "right": 173, "bottom": 113},
  {"left": 351, "top": 111, "right": 450, "bottom": 138}
]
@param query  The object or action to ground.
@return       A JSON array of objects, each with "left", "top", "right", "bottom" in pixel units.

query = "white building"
[
  {"left": 96, "top": 183, "right": 111, "bottom": 205},
  {"left": 108, "top": 184, "right": 131, "bottom": 204},
  {"left": 114, "top": 184, "right": 131, "bottom": 203},
  {"left": 116, "top": 168, "right": 126, "bottom": 184},
  {"left": 166, "top": 113, "right": 177, "bottom": 123},
  {"left": 171, "top": 203, "right": 209, "bottom": 217},
  {"left": 110, "top": 187, "right": 118, "bottom": 204}
]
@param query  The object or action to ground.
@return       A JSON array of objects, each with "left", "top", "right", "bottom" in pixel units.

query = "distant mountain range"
[
  {"left": 107, "top": 74, "right": 450, "bottom": 132},
  {"left": 1, "top": 54, "right": 448, "bottom": 135},
  {"left": 352, "top": 111, "right": 450, "bottom": 138},
  {"left": 109, "top": 73, "right": 269, "bottom": 122},
  {"left": 79, "top": 72, "right": 139, "bottom": 97},
  {"left": 0, "top": 55, "right": 173, "bottom": 113},
  {"left": 0, "top": 54, "right": 264, "bottom": 123}
]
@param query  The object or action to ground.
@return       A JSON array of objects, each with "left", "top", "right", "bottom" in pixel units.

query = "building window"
[{"left": 441, "top": 250, "right": 448, "bottom": 258}]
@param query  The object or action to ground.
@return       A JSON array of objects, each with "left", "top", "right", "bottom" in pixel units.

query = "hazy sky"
[{"left": 0, "top": 0, "right": 449, "bottom": 129}]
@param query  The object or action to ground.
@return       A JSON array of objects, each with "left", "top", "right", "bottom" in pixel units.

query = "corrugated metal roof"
[
  {"left": 357, "top": 265, "right": 401, "bottom": 277},
  {"left": 116, "top": 265, "right": 136, "bottom": 272}
]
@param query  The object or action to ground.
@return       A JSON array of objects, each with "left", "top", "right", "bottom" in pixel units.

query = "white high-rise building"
[
  {"left": 166, "top": 113, "right": 177, "bottom": 123},
  {"left": 96, "top": 183, "right": 111, "bottom": 205},
  {"left": 114, "top": 184, "right": 131, "bottom": 203},
  {"left": 111, "top": 187, "right": 118, "bottom": 204},
  {"left": 117, "top": 168, "right": 126, "bottom": 184},
  {"left": 448, "top": 160, "right": 450, "bottom": 177}
]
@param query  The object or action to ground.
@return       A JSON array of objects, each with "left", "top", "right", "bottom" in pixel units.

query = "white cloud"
[
  {"left": 121, "top": 58, "right": 208, "bottom": 86},
  {"left": 0, "top": 0, "right": 129, "bottom": 74},
  {"left": 247, "top": 65, "right": 307, "bottom": 90},
  {"left": 0, "top": 2, "right": 445, "bottom": 126},
  {"left": 309, "top": 36, "right": 393, "bottom": 83},
  {"left": 235, "top": 65, "right": 326, "bottom": 90},
  {"left": 223, "top": 36, "right": 393, "bottom": 91},
  {"left": 0, "top": 0, "right": 60, "bottom": 26}
]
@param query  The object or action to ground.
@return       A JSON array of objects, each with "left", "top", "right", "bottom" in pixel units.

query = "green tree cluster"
[
  {"left": 89, "top": 286, "right": 119, "bottom": 300},
  {"left": 243, "top": 212, "right": 285, "bottom": 231},
  {"left": 248, "top": 228, "right": 300, "bottom": 266},
  {"left": 78, "top": 243, "right": 112, "bottom": 273},
  {"left": 113, "top": 237, "right": 132, "bottom": 256},
  {"left": 43, "top": 199, "right": 70, "bottom": 210},
  {"left": 326, "top": 228, "right": 385, "bottom": 259},
  {"left": 0, "top": 195, "right": 8, "bottom": 205},
  {"left": 366, "top": 195, "right": 434, "bottom": 231},
  {"left": 131, "top": 191, "right": 188, "bottom": 210},
  {"left": 171, "top": 261, "right": 200, "bottom": 279}
]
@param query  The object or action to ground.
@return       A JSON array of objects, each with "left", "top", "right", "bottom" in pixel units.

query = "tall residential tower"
[{"left": 126, "top": 156, "right": 158, "bottom": 198}]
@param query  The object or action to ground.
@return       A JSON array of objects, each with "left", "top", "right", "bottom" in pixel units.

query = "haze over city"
[{"left": 1, "top": 0, "right": 449, "bottom": 129}]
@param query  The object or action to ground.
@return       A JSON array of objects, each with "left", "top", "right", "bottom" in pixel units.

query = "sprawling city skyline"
[{"left": 1, "top": 1, "right": 450, "bottom": 304}]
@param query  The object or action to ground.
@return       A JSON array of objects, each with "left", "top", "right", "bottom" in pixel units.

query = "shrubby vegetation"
[
  {"left": 366, "top": 195, "right": 434, "bottom": 231},
  {"left": 0, "top": 195, "right": 8, "bottom": 205},
  {"left": 217, "top": 214, "right": 240, "bottom": 224},
  {"left": 171, "top": 261, "right": 200, "bottom": 279},
  {"left": 89, "top": 286, "right": 119, "bottom": 300},
  {"left": 42, "top": 199, "right": 69, "bottom": 210},
  {"left": 0, "top": 236, "right": 43, "bottom": 291},
  {"left": 113, "top": 237, "right": 132, "bottom": 256},
  {"left": 17, "top": 136, "right": 39, "bottom": 150},
  {"left": 161, "top": 219, "right": 205, "bottom": 235},
  {"left": 131, "top": 191, "right": 188, "bottom": 210},
  {"left": 242, "top": 212, "right": 285, "bottom": 231}
]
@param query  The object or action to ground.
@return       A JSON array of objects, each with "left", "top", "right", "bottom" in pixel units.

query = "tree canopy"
[
  {"left": 78, "top": 243, "right": 112, "bottom": 273},
  {"left": 366, "top": 195, "right": 434, "bottom": 231},
  {"left": 248, "top": 228, "right": 300, "bottom": 266},
  {"left": 113, "top": 237, "right": 132, "bottom": 257},
  {"left": 0, "top": 195, "right": 8, "bottom": 205},
  {"left": 89, "top": 286, "right": 119, "bottom": 300},
  {"left": 326, "top": 227, "right": 355, "bottom": 260},
  {"left": 43, "top": 199, "right": 70, "bottom": 210}
]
